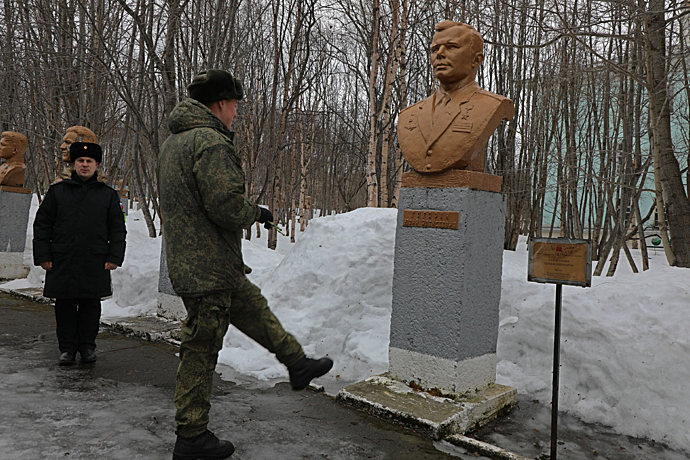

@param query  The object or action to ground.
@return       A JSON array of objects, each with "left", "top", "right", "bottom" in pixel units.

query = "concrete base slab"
[{"left": 336, "top": 375, "right": 517, "bottom": 440}]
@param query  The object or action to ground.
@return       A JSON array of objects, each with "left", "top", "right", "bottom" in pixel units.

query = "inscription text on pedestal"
[{"left": 402, "top": 210, "right": 460, "bottom": 229}]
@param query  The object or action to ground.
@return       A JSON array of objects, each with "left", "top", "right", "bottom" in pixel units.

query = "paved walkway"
[
  {"left": 0, "top": 292, "right": 483, "bottom": 460},
  {"left": 1, "top": 290, "right": 687, "bottom": 460}
]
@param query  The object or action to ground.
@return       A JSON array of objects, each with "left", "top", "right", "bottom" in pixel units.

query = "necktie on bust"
[{"left": 433, "top": 93, "right": 451, "bottom": 123}]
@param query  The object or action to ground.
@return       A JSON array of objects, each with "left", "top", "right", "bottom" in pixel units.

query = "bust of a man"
[
  {"left": 397, "top": 21, "right": 514, "bottom": 174},
  {"left": 55, "top": 126, "right": 105, "bottom": 183},
  {"left": 0, "top": 131, "right": 28, "bottom": 188},
  {"left": 60, "top": 126, "right": 97, "bottom": 163}
]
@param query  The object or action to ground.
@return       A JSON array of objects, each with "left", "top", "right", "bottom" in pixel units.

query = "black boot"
[
  {"left": 288, "top": 356, "right": 333, "bottom": 390},
  {"left": 172, "top": 430, "right": 234, "bottom": 460},
  {"left": 59, "top": 352, "right": 76, "bottom": 366},
  {"left": 80, "top": 349, "right": 97, "bottom": 363}
]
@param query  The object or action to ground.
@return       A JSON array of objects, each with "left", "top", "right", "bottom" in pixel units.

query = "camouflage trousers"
[{"left": 174, "top": 278, "right": 305, "bottom": 437}]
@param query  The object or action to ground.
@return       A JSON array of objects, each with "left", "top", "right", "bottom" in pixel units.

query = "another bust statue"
[
  {"left": 397, "top": 21, "right": 514, "bottom": 174},
  {"left": 55, "top": 126, "right": 107, "bottom": 183},
  {"left": 0, "top": 131, "right": 28, "bottom": 188}
]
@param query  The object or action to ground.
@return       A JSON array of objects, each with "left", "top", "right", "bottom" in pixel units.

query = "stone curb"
[
  {"left": 0, "top": 287, "right": 54, "bottom": 304},
  {"left": 0, "top": 287, "right": 182, "bottom": 347},
  {"left": 445, "top": 434, "right": 533, "bottom": 460},
  {"left": 100, "top": 317, "right": 182, "bottom": 347}
]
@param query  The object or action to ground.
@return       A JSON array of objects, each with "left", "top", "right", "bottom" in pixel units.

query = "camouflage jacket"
[{"left": 158, "top": 98, "right": 260, "bottom": 296}]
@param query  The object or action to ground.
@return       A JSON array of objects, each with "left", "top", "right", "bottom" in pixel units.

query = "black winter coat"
[{"left": 33, "top": 172, "right": 126, "bottom": 299}]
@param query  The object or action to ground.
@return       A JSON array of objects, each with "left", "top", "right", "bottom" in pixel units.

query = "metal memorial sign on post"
[{"left": 528, "top": 237, "right": 592, "bottom": 460}]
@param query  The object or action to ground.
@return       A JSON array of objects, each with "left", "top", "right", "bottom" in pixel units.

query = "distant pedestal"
[
  {"left": 0, "top": 188, "right": 32, "bottom": 280},
  {"left": 338, "top": 170, "right": 516, "bottom": 438},
  {"left": 157, "top": 239, "right": 186, "bottom": 320}
]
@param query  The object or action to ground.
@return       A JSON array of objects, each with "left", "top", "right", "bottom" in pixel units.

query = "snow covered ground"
[{"left": 4, "top": 197, "right": 690, "bottom": 453}]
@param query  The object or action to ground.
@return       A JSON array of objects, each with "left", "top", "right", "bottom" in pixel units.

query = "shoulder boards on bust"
[
  {"left": 400, "top": 100, "right": 423, "bottom": 114},
  {"left": 475, "top": 89, "right": 507, "bottom": 101}
]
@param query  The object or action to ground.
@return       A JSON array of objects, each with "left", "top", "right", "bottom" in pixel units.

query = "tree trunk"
[
  {"left": 643, "top": 0, "right": 690, "bottom": 267},
  {"left": 390, "top": 0, "right": 409, "bottom": 209},
  {"left": 365, "top": 0, "right": 381, "bottom": 207}
]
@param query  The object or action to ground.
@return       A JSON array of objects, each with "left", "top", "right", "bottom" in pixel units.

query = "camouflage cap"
[
  {"left": 70, "top": 142, "right": 102, "bottom": 163},
  {"left": 188, "top": 69, "right": 244, "bottom": 104}
]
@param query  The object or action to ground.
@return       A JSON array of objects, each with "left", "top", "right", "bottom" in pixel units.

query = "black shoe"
[
  {"left": 80, "top": 349, "right": 97, "bottom": 363},
  {"left": 172, "top": 430, "right": 235, "bottom": 460},
  {"left": 59, "top": 352, "right": 76, "bottom": 366},
  {"left": 288, "top": 356, "right": 333, "bottom": 390}
]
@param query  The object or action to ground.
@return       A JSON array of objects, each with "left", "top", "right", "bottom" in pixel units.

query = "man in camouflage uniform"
[{"left": 158, "top": 69, "right": 333, "bottom": 460}]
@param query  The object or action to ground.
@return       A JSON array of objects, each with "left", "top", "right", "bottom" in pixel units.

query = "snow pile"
[
  {"left": 218, "top": 208, "right": 396, "bottom": 382},
  {"left": 101, "top": 212, "right": 162, "bottom": 318},
  {"left": 224, "top": 212, "right": 690, "bottom": 452},
  {"left": 497, "top": 238, "right": 690, "bottom": 450}
]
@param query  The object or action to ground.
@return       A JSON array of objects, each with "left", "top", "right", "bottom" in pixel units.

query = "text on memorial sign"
[
  {"left": 529, "top": 239, "right": 591, "bottom": 287},
  {"left": 402, "top": 210, "right": 460, "bottom": 229}
]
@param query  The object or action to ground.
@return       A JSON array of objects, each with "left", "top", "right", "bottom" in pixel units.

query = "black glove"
[{"left": 258, "top": 207, "right": 274, "bottom": 230}]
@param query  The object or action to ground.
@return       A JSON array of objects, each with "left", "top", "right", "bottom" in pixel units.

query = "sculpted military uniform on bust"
[
  {"left": 0, "top": 131, "right": 28, "bottom": 188},
  {"left": 398, "top": 21, "right": 514, "bottom": 174}
]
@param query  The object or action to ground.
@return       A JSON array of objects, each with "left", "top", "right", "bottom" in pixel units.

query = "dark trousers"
[{"left": 54, "top": 298, "right": 101, "bottom": 354}]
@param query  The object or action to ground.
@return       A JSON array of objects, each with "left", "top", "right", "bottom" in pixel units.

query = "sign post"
[
  {"left": 528, "top": 238, "right": 592, "bottom": 460},
  {"left": 550, "top": 283, "right": 562, "bottom": 460}
]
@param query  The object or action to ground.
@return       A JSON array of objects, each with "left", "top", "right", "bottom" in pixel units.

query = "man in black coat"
[{"left": 33, "top": 142, "right": 126, "bottom": 365}]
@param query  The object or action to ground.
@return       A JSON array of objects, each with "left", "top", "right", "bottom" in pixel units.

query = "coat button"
[{"left": 427, "top": 149, "right": 433, "bottom": 156}]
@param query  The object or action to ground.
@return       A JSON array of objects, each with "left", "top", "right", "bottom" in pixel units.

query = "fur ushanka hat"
[
  {"left": 188, "top": 69, "right": 244, "bottom": 104},
  {"left": 69, "top": 142, "right": 102, "bottom": 163}
]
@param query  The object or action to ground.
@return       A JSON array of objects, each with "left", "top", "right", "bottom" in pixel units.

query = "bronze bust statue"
[
  {"left": 397, "top": 21, "right": 514, "bottom": 175},
  {"left": 0, "top": 131, "right": 28, "bottom": 188},
  {"left": 55, "top": 126, "right": 107, "bottom": 183}
]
